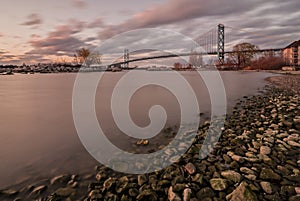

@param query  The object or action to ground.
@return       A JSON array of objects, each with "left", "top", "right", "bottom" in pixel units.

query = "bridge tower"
[
  {"left": 217, "top": 24, "right": 225, "bottom": 65},
  {"left": 124, "top": 49, "right": 129, "bottom": 69}
]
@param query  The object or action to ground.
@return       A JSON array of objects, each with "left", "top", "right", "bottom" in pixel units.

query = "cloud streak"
[
  {"left": 26, "top": 20, "right": 93, "bottom": 57},
  {"left": 95, "top": 0, "right": 300, "bottom": 50},
  {"left": 98, "top": 0, "right": 262, "bottom": 39},
  {"left": 20, "top": 13, "right": 43, "bottom": 26},
  {"left": 71, "top": 0, "right": 88, "bottom": 9}
]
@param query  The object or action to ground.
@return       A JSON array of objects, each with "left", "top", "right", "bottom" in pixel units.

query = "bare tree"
[
  {"left": 85, "top": 51, "right": 102, "bottom": 67},
  {"left": 76, "top": 48, "right": 102, "bottom": 67},
  {"left": 189, "top": 50, "right": 203, "bottom": 68},
  {"left": 228, "top": 42, "right": 259, "bottom": 69},
  {"left": 76, "top": 48, "right": 90, "bottom": 64}
]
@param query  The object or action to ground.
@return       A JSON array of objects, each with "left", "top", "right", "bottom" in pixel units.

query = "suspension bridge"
[{"left": 108, "top": 24, "right": 283, "bottom": 68}]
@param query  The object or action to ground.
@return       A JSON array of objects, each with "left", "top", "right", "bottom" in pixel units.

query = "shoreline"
[
  {"left": 1, "top": 74, "right": 299, "bottom": 200},
  {"left": 265, "top": 74, "right": 300, "bottom": 94}
]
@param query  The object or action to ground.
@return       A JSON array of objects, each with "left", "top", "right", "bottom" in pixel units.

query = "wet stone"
[
  {"left": 226, "top": 182, "right": 257, "bottom": 201},
  {"left": 168, "top": 187, "right": 182, "bottom": 201},
  {"left": 139, "top": 189, "right": 158, "bottom": 201},
  {"left": 50, "top": 174, "right": 70, "bottom": 185},
  {"left": 183, "top": 188, "right": 192, "bottom": 201},
  {"left": 31, "top": 185, "right": 47, "bottom": 196},
  {"left": 289, "top": 195, "right": 300, "bottom": 201},
  {"left": 210, "top": 178, "right": 228, "bottom": 191},
  {"left": 221, "top": 170, "right": 241, "bottom": 183},
  {"left": 240, "top": 167, "right": 255, "bottom": 175},
  {"left": 138, "top": 175, "right": 148, "bottom": 186},
  {"left": 185, "top": 162, "right": 196, "bottom": 175},
  {"left": 0, "top": 189, "right": 19, "bottom": 196},
  {"left": 128, "top": 188, "right": 139, "bottom": 197},
  {"left": 196, "top": 187, "right": 215, "bottom": 199},
  {"left": 259, "top": 168, "right": 281, "bottom": 181},
  {"left": 260, "top": 146, "right": 271, "bottom": 155},
  {"left": 260, "top": 181, "right": 273, "bottom": 194}
]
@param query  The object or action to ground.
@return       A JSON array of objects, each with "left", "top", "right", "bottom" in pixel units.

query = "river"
[{"left": 0, "top": 71, "right": 273, "bottom": 189}]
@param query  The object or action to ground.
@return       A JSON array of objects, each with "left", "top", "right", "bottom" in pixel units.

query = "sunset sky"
[{"left": 0, "top": 0, "right": 299, "bottom": 65}]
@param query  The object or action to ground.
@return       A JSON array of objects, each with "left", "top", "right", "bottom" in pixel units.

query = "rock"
[
  {"left": 240, "top": 167, "right": 255, "bottom": 175},
  {"left": 103, "top": 177, "right": 116, "bottom": 190},
  {"left": 277, "top": 133, "right": 289, "bottom": 139},
  {"left": 120, "top": 194, "right": 130, "bottom": 201},
  {"left": 136, "top": 190, "right": 158, "bottom": 201},
  {"left": 289, "top": 195, "right": 300, "bottom": 201},
  {"left": 50, "top": 174, "right": 70, "bottom": 185},
  {"left": 277, "top": 165, "right": 291, "bottom": 175},
  {"left": 128, "top": 188, "right": 139, "bottom": 197},
  {"left": 116, "top": 176, "right": 129, "bottom": 193},
  {"left": 227, "top": 151, "right": 235, "bottom": 157},
  {"left": 138, "top": 175, "right": 148, "bottom": 186},
  {"left": 226, "top": 182, "right": 257, "bottom": 201},
  {"left": 185, "top": 163, "right": 196, "bottom": 175},
  {"left": 45, "top": 193, "right": 64, "bottom": 201},
  {"left": 172, "top": 176, "right": 185, "bottom": 186},
  {"left": 244, "top": 174, "right": 257, "bottom": 181},
  {"left": 280, "top": 186, "right": 296, "bottom": 197},
  {"left": 168, "top": 187, "right": 182, "bottom": 201},
  {"left": 210, "top": 178, "right": 228, "bottom": 191},
  {"left": 158, "top": 180, "right": 171, "bottom": 187},
  {"left": 295, "top": 187, "right": 300, "bottom": 194},
  {"left": 31, "top": 185, "right": 47, "bottom": 196},
  {"left": 283, "top": 120, "right": 293, "bottom": 128},
  {"left": 89, "top": 190, "right": 102, "bottom": 200},
  {"left": 192, "top": 174, "right": 204, "bottom": 185},
  {"left": 223, "top": 154, "right": 232, "bottom": 164},
  {"left": 183, "top": 188, "right": 192, "bottom": 201},
  {"left": 221, "top": 170, "right": 241, "bottom": 183},
  {"left": 196, "top": 187, "right": 215, "bottom": 199},
  {"left": 70, "top": 181, "right": 78, "bottom": 188},
  {"left": 231, "top": 155, "right": 244, "bottom": 163},
  {"left": 55, "top": 187, "right": 75, "bottom": 197},
  {"left": 260, "top": 168, "right": 281, "bottom": 181},
  {"left": 0, "top": 189, "right": 19, "bottom": 196},
  {"left": 106, "top": 193, "right": 118, "bottom": 201},
  {"left": 245, "top": 152, "right": 256, "bottom": 158},
  {"left": 136, "top": 139, "right": 149, "bottom": 146},
  {"left": 260, "top": 181, "right": 273, "bottom": 194},
  {"left": 229, "top": 161, "right": 240, "bottom": 169},
  {"left": 173, "top": 184, "right": 186, "bottom": 192},
  {"left": 287, "top": 141, "right": 300, "bottom": 148},
  {"left": 260, "top": 146, "right": 271, "bottom": 155}
]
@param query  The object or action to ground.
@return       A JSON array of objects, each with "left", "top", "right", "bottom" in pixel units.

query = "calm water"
[{"left": 0, "top": 71, "right": 273, "bottom": 189}]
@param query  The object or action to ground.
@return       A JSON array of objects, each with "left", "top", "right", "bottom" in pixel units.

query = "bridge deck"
[{"left": 109, "top": 48, "right": 283, "bottom": 67}]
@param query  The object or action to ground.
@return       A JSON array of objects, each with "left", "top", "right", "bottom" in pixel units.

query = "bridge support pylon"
[
  {"left": 124, "top": 49, "right": 129, "bottom": 69},
  {"left": 217, "top": 24, "right": 225, "bottom": 65}
]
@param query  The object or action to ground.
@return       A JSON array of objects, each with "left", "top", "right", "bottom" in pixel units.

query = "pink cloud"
[{"left": 98, "top": 0, "right": 259, "bottom": 39}]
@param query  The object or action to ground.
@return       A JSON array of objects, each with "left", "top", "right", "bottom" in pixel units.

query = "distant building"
[{"left": 283, "top": 40, "right": 300, "bottom": 67}]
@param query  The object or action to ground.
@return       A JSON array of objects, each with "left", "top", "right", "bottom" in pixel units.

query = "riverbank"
[
  {"left": 266, "top": 74, "right": 300, "bottom": 94},
  {"left": 1, "top": 74, "right": 299, "bottom": 200},
  {"left": 82, "top": 84, "right": 299, "bottom": 200}
]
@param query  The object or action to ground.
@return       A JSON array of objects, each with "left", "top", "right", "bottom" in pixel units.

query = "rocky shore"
[
  {"left": 266, "top": 75, "right": 300, "bottom": 94},
  {"left": 1, "top": 75, "right": 299, "bottom": 201}
]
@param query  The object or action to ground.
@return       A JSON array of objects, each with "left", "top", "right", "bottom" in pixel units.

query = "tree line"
[{"left": 226, "top": 42, "right": 284, "bottom": 70}]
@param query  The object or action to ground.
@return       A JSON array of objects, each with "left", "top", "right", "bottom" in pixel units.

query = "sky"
[{"left": 0, "top": 0, "right": 299, "bottom": 65}]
